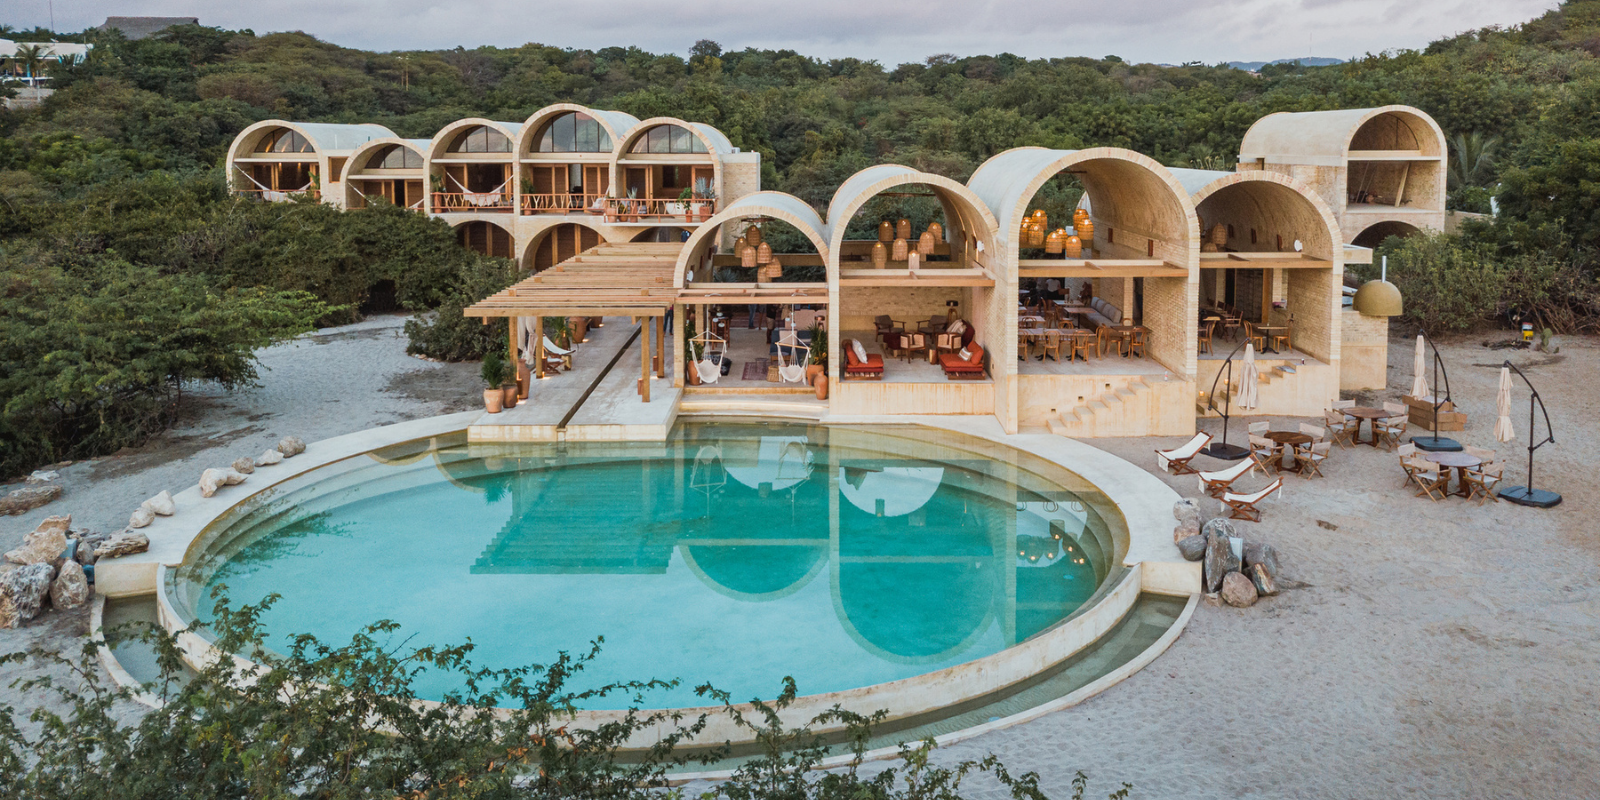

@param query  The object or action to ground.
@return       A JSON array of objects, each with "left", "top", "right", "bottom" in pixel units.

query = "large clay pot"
[
  {"left": 813, "top": 373, "right": 828, "bottom": 400},
  {"left": 806, "top": 363, "right": 823, "bottom": 384},
  {"left": 483, "top": 389, "right": 503, "bottom": 414},
  {"left": 501, "top": 383, "right": 519, "bottom": 409}
]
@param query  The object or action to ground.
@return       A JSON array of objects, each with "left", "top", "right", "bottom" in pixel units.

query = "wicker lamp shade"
[
  {"left": 756, "top": 241, "right": 773, "bottom": 264},
  {"left": 745, "top": 225, "right": 762, "bottom": 246},
  {"left": 1030, "top": 222, "right": 1047, "bottom": 247},
  {"left": 878, "top": 221, "right": 893, "bottom": 242},
  {"left": 734, "top": 235, "right": 747, "bottom": 253},
  {"left": 1075, "top": 218, "right": 1095, "bottom": 244},
  {"left": 1073, "top": 209, "right": 1089, "bottom": 226},
  {"left": 872, "top": 241, "right": 888, "bottom": 268},
  {"left": 1063, "top": 234, "right": 1083, "bottom": 258},
  {"left": 758, "top": 256, "right": 784, "bottom": 282},
  {"left": 740, "top": 245, "right": 757, "bottom": 268},
  {"left": 891, "top": 237, "right": 909, "bottom": 261},
  {"left": 896, "top": 218, "right": 911, "bottom": 239},
  {"left": 927, "top": 221, "right": 943, "bottom": 239},
  {"left": 1045, "top": 228, "right": 1064, "bottom": 254},
  {"left": 917, "top": 230, "right": 936, "bottom": 255},
  {"left": 1209, "top": 224, "right": 1228, "bottom": 247}
]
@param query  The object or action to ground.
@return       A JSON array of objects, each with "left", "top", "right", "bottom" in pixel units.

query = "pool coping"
[{"left": 93, "top": 411, "right": 1199, "bottom": 749}]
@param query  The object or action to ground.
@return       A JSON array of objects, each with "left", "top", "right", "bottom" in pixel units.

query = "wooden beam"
[{"left": 838, "top": 276, "right": 995, "bottom": 287}]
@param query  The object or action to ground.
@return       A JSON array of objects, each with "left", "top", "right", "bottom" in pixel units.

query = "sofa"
[
  {"left": 939, "top": 343, "right": 986, "bottom": 379},
  {"left": 1081, "top": 297, "right": 1123, "bottom": 328},
  {"left": 842, "top": 338, "right": 884, "bottom": 379}
]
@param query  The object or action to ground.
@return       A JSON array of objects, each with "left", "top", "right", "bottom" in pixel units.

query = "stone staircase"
[
  {"left": 1196, "top": 364, "right": 1299, "bottom": 417},
  {"left": 1047, "top": 378, "right": 1155, "bottom": 438},
  {"left": 679, "top": 394, "right": 827, "bottom": 420}
]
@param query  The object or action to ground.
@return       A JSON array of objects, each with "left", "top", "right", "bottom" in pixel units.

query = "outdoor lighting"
[
  {"left": 1353, "top": 255, "right": 1403, "bottom": 317},
  {"left": 1412, "top": 330, "right": 1462, "bottom": 452}
]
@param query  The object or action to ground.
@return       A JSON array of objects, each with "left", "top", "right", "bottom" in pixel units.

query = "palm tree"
[
  {"left": 15, "top": 43, "right": 48, "bottom": 88},
  {"left": 1448, "top": 131, "right": 1500, "bottom": 189}
]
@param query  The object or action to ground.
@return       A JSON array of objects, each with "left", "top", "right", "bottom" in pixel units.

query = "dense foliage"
[{"left": 0, "top": 592, "right": 1128, "bottom": 799}]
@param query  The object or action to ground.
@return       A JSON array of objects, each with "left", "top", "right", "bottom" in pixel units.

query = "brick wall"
[
  {"left": 839, "top": 287, "right": 962, "bottom": 331},
  {"left": 1283, "top": 268, "right": 1337, "bottom": 364},
  {"left": 1340, "top": 309, "right": 1389, "bottom": 391}
]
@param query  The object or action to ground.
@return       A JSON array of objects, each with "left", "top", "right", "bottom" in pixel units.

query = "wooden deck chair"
[
  {"left": 1301, "top": 441, "right": 1331, "bottom": 479},
  {"left": 1198, "top": 457, "right": 1261, "bottom": 498},
  {"left": 1408, "top": 459, "right": 1449, "bottom": 501},
  {"left": 1155, "top": 432, "right": 1213, "bottom": 475},
  {"left": 542, "top": 336, "right": 574, "bottom": 371},
  {"left": 1377, "top": 401, "right": 1408, "bottom": 449},
  {"left": 1221, "top": 477, "right": 1284, "bottom": 522},
  {"left": 1248, "top": 435, "right": 1280, "bottom": 474},
  {"left": 1324, "top": 410, "right": 1357, "bottom": 448},
  {"left": 1462, "top": 458, "right": 1502, "bottom": 505}
]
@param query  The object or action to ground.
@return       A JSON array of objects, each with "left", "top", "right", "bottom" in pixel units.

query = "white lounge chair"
[
  {"left": 1197, "top": 457, "right": 1260, "bottom": 497},
  {"left": 1221, "top": 478, "right": 1283, "bottom": 521},
  {"left": 1155, "top": 432, "right": 1213, "bottom": 475}
]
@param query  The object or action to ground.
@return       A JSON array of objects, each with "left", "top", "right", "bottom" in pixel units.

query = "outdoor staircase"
[
  {"left": 679, "top": 394, "right": 827, "bottom": 420},
  {"left": 1047, "top": 378, "right": 1156, "bottom": 438},
  {"left": 1196, "top": 364, "right": 1300, "bottom": 417}
]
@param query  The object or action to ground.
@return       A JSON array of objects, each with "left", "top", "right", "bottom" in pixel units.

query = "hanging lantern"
[
  {"left": 917, "top": 230, "right": 936, "bottom": 256},
  {"left": 892, "top": 237, "right": 909, "bottom": 261},
  {"left": 734, "top": 235, "right": 747, "bottom": 254},
  {"left": 745, "top": 224, "right": 762, "bottom": 246},
  {"left": 740, "top": 245, "right": 756, "bottom": 268},
  {"left": 872, "top": 240, "right": 888, "bottom": 268},
  {"left": 1209, "top": 223, "right": 1228, "bottom": 248},
  {"left": 1063, "top": 234, "right": 1083, "bottom": 258},
  {"left": 759, "top": 256, "right": 784, "bottom": 282},
  {"left": 908, "top": 251, "right": 921, "bottom": 270},
  {"left": 1075, "top": 218, "right": 1095, "bottom": 245},
  {"left": 878, "top": 221, "right": 893, "bottom": 242},
  {"left": 756, "top": 241, "right": 773, "bottom": 264},
  {"left": 1073, "top": 208, "right": 1089, "bottom": 225},
  {"left": 896, "top": 218, "right": 911, "bottom": 239},
  {"left": 1030, "top": 222, "right": 1046, "bottom": 248},
  {"left": 927, "top": 221, "right": 943, "bottom": 240}
]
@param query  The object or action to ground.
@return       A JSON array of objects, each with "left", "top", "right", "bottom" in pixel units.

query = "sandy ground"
[{"left": 3, "top": 320, "right": 1596, "bottom": 797}]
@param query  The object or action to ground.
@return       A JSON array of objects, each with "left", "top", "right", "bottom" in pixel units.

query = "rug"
[{"left": 741, "top": 359, "right": 768, "bottom": 381}]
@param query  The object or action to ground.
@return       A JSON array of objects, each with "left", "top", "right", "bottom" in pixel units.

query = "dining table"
[
  {"left": 1423, "top": 451, "right": 1483, "bottom": 498},
  {"left": 1255, "top": 324, "right": 1288, "bottom": 353},
  {"left": 1341, "top": 406, "right": 1390, "bottom": 446},
  {"left": 1264, "top": 430, "right": 1313, "bottom": 472},
  {"left": 1110, "top": 325, "right": 1147, "bottom": 358}
]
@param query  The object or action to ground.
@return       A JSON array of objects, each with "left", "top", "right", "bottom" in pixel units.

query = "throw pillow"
[
  {"left": 852, "top": 339, "right": 869, "bottom": 365},
  {"left": 959, "top": 347, "right": 972, "bottom": 361}
]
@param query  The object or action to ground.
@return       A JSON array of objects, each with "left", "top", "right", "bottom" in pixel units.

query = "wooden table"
[
  {"left": 1255, "top": 325, "right": 1288, "bottom": 353},
  {"left": 1264, "top": 431, "right": 1314, "bottom": 472},
  {"left": 1424, "top": 451, "right": 1482, "bottom": 498},
  {"left": 1341, "top": 406, "right": 1390, "bottom": 446},
  {"left": 1110, "top": 325, "right": 1147, "bottom": 358}
]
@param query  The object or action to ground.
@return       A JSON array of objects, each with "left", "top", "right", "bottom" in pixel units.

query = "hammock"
[
  {"left": 775, "top": 329, "right": 810, "bottom": 384},
  {"left": 234, "top": 166, "right": 313, "bottom": 201},
  {"left": 447, "top": 172, "right": 510, "bottom": 207},
  {"left": 690, "top": 329, "right": 727, "bottom": 384}
]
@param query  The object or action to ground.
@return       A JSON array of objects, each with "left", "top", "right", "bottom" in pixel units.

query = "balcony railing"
[
  {"left": 521, "top": 192, "right": 606, "bottom": 215},
  {"left": 431, "top": 191, "right": 515, "bottom": 213},
  {"left": 235, "top": 188, "right": 321, "bottom": 203},
  {"left": 604, "top": 197, "right": 718, "bottom": 223}
]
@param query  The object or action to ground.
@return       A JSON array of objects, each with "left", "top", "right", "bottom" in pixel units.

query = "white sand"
[{"left": 3, "top": 322, "right": 1596, "bottom": 796}]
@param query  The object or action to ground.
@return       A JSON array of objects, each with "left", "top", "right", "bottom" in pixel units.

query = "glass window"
[
  {"left": 256, "top": 129, "right": 313, "bottom": 154},
  {"left": 448, "top": 125, "right": 511, "bottom": 153},
  {"left": 630, "top": 124, "right": 709, "bottom": 154},
  {"left": 367, "top": 144, "right": 422, "bottom": 169},
  {"left": 536, "top": 112, "right": 612, "bottom": 153}
]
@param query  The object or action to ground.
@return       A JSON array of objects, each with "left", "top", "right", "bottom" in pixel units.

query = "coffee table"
[{"left": 1342, "top": 406, "right": 1390, "bottom": 446}]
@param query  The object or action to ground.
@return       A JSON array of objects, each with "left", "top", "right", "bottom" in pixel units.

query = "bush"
[
  {"left": 404, "top": 256, "right": 521, "bottom": 362},
  {"left": 1377, "top": 231, "right": 1507, "bottom": 333}
]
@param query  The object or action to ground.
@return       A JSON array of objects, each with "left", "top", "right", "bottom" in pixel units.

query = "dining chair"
[
  {"left": 1039, "top": 330, "right": 1063, "bottom": 362},
  {"left": 1271, "top": 316, "right": 1293, "bottom": 353},
  {"left": 1128, "top": 328, "right": 1147, "bottom": 358},
  {"left": 1198, "top": 319, "right": 1215, "bottom": 354},
  {"left": 1068, "top": 331, "right": 1096, "bottom": 361}
]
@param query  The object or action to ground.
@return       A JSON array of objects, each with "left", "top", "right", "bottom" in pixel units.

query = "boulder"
[
  {"left": 1, "top": 485, "right": 63, "bottom": 516},
  {"left": 1251, "top": 563, "right": 1278, "bottom": 597},
  {"left": 27, "top": 470, "right": 59, "bottom": 483},
  {"left": 142, "top": 490, "right": 175, "bottom": 516},
  {"left": 1177, "top": 535, "right": 1208, "bottom": 562},
  {"left": 1221, "top": 570, "right": 1259, "bottom": 608},
  {"left": 1203, "top": 530, "right": 1241, "bottom": 593},
  {"left": 129, "top": 506, "right": 155, "bottom": 529},
  {"left": 255, "top": 448, "right": 284, "bottom": 467},
  {"left": 1201, "top": 517, "right": 1238, "bottom": 542},
  {"left": 71, "top": 529, "right": 109, "bottom": 564},
  {"left": 199, "top": 468, "right": 231, "bottom": 497},
  {"left": 1173, "top": 498, "right": 1202, "bottom": 525},
  {"left": 50, "top": 560, "right": 89, "bottom": 610},
  {"left": 95, "top": 531, "right": 150, "bottom": 559},
  {"left": 277, "top": 436, "right": 306, "bottom": 457},
  {"left": 5, "top": 516, "right": 70, "bottom": 566},
  {"left": 222, "top": 469, "right": 248, "bottom": 486},
  {"left": 1173, "top": 518, "right": 1201, "bottom": 543},
  {"left": 1243, "top": 542, "right": 1281, "bottom": 579},
  {"left": 0, "top": 563, "right": 55, "bottom": 627},
  {"left": 231, "top": 456, "right": 256, "bottom": 475}
]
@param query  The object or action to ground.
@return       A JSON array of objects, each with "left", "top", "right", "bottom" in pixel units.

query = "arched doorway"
[
  {"left": 1351, "top": 220, "right": 1420, "bottom": 249},
  {"left": 526, "top": 223, "right": 605, "bottom": 271},
  {"left": 456, "top": 220, "right": 515, "bottom": 258}
]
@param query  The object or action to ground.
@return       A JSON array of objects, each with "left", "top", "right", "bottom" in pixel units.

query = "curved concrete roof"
[
  {"left": 823, "top": 164, "right": 999, "bottom": 262},
  {"left": 1182, "top": 170, "right": 1344, "bottom": 259},
  {"left": 425, "top": 118, "right": 526, "bottom": 159},
  {"left": 615, "top": 117, "right": 732, "bottom": 158},
  {"left": 1167, "top": 167, "right": 1235, "bottom": 197},
  {"left": 1239, "top": 105, "right": 1446, "bottom": 165},
  {"left": 673, "top": 191, "right": 830, "bottom": 287},
  {"left": 517, "top": 103, "right": 641, "bottom": 153},
  {"left": 342, "top": 137, "right": 430, "bottom": 178},
  {"left": 229, "top": 120, "right": 396, "bottom": 160}
]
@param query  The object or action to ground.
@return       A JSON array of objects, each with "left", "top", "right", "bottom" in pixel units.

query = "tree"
[
  {"left": 14, "top": 43, "right": 46, "bottom": 87},
  {"left": 1448, "top": 131, "right": 1499, "bottom": 188}
]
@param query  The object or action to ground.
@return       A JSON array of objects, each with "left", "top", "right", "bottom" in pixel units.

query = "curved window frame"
[
  {"left": 629, "top": 124, "right": 709, "bottom": 155},
  {"left": 254, "top": 129, "right": 314, "bottom": 154},
  {"left": 367, "top": 144, "right": 423, "bottom": 170},
  {"left": 536, "top": 112, "right": 613, "bottom": 153},
  {"left": 448, "top": 125, "right": 513, "bottom": 154}
]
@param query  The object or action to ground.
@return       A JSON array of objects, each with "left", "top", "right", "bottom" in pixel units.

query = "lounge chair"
[
  {"left": 939, "top": 343, "right": 987, "bottom": 379},
  {"left": 1221, "top": 477, "right": 1284, "bottom": 522},
  {"left": 1155, "top": 432, "right": 1213, "bottom": 475},
  {"left": 1409, "top": 459, "right": 1449, "bottom": 501},
  {"left": 1197, "top": 457, "right": 1261, "bottom": 497},
  {"left": 842, "top": 338, "right": 884, "bottom": 380}
]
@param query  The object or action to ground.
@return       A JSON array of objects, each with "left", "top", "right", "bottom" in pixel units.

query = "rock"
[
  {"left": 1221, "top": 570, "right": 1259, "bottom": 607},
  {"left": 129, "top": 506, "right": 155, "bottom": 529},
  {"left": 142, "top": 490, "right": 175, "bottom": 516},
  {"left": 50, "top": 560, "right": 89, "bottom": 610},
  {"left": 27, "top": 470, "right": 59, "bottom": 483},
  {"left": 0, "top": 485, "right": 63, "bottom": 516},
  {"left": 1177, "top": 535, "right": 1208, "bottom": 562},
  {"left": 1203, "top": 530, "right": 1241, "bottom": 593},
  {"left": 255, "top": 448, "right": 284, "bottom": 467},
  {"left": 200, "top": 468, "right": 226, "bottom": 497},
  {"left": 5, "top": 516, "right": 70, "bottom": 566},
  {"left": 231, "top": 456, "right": 256, "bottom": 475},
  {"left": 1251, "top": 563, "right": 1278, "bottom": 597},
  {"left": 71, "top": 528, "right": 109, "bottom": 560},
  {"left": 1201, "top": 517, "right": 1238, "bottom": 542},
  {"left": 75, "top": 544, "right": 96, "bottom": 566},
  {"left": 0, "top": 563, "right": 55, "bottom": 627},
  {"left": 1173, "top": 498, "right": 1202, "bottom": 526},
  {"left": 222, "top": 469, "right": 248, "bottom": 486},
  {"left": 95, "top": 531, "right": 150, "bottom": 559},
  {"left": 1173, "top": 518, "right": 1201, "bottom": 543},
  {"left": 1243, "top": 542, "right": 1281, "bottom": 579},
  {"left": 276, "top": 436, "right": 306, "bottom": 457}
]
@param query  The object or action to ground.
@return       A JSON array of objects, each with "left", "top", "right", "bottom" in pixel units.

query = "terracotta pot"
[
  {"left": 688, "top": 360, "right": 701, "bottom": 385},
  {"left": 806, "top": 364, "right": 823, "bottom": 384},
  {"left": 501, "top": 383, "right": 518, "bottom": 409},
  {"left": 483, "top": 388, "right": 503, "bottom": 414},
  {"left": 813, "top": 373, "right": 828, "bottom": 400}
]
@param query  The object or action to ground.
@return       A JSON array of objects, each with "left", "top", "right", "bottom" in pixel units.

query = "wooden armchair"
[
  {"left": 1301, "top": 441, "right": 1331, "bottom": 479},
  {"left": 1128, "top": 328, "right": 1147, "bottom": 358},
  {"left": 873, "top": 315, "right": 905, "bottom": 344},
  {"left": 1464, "top": 447, "right": 1502, "bottom": 504},
  {"left": 1243, "top": 320, "right": 1265, "bottom": 352},
  {"left": 1198, "top": 318, "right": 1216, "bottom": 354},
  {"left": 1270, "top": 318, "right": 1293, "bottom": 353},
  {"left": 842, "top": 338, "right": 884, "bottom": 380},
  {"left": 1068, "top": 331, "right": 1097, "bottom": 361},
  {"left": 1037, "top": 330, "right": 1063, "bottom": 362},
  {"left": 1221, "top": 477, "right": 1284, "bottom": 522},
  {"left": 1324, "top": 410, "right": 1357, "bottom": 448},
  {"left": 1377, "top": 401, "right": 1409, "bottom": 449},
  {"left": 1248, "top": 435, "right": 1280, "bottom": 474},
  {"left": 938, "top": 343, "right": 986, "bottom": 379}
]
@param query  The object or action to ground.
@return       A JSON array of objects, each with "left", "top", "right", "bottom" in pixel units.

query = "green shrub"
[
  {"left": 404, "top": 256, "right": 520, "bottom": 361},
  {"left": 1376, "top": 232, "right": 1506, "bottom": 333}
]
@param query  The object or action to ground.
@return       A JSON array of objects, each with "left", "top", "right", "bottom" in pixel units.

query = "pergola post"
[
  {"left": 509, "top": 316, "right": 523, "bottom": 398},
  {"left": 639, "top": 316, "right": 651, "bottom": 402},
  {"left": 654, "top": 315, "right": 664, "bottom": 378},
  {"left": 534, "top": 316, "right": 545, "bottom": 379}
]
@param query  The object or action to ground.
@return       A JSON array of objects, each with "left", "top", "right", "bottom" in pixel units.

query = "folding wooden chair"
[
  {"left": 1408, "top": 459, "right": 1449, "bottom": 501},
  {"left": 1248, "top": 421, "right": 1270, "bottom": 436},
  {"left": 1300, "top": 440, "right": 1331, "bottom": 479},
  {"left": 1324, "top": 410, "right": 1357, "bottom": 448},
  {"left": 1377, "top": 401, "right": 1408, "bottom": 449},
  {"left": 1154, "top": 432, "right": 1213, "bottom": 475},
  {"left": 1395, "top": 442, "right": 1418, "bottom": 487},
  {"left": 1197, "top": 457, "right": 1262, "bottom": 498},
  {"left": 1248, "top": 434, "right": 1280, "bottom": 474},
  {"left": 1221, "top": 477, "right": 1284, "bottom": 522}
]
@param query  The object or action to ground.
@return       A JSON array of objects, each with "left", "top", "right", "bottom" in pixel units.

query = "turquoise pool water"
[{"left": 175, "top": 422, "right": 1124, "bottom": 709}]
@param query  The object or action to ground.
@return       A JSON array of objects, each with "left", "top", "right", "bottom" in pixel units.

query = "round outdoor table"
[
  {"left": 1111, "top": 325, "right": 1147, "bottom": 358},
  {"left": 1256, "top": 325, "right": 1288, "bottom": 353},
  {"left": 1264, "top": 431, "right": 1313, "bottom": 472},
  {"left": 1342, "top": 406, "right": 1389, "bottom": 446},
  {"left": 1424, "top": 451, "right": 1482, "bottom": 498}
]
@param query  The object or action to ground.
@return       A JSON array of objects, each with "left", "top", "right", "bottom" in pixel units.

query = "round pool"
[{"left": 171, "top": 421, "right": 1127, "bottom": 709}]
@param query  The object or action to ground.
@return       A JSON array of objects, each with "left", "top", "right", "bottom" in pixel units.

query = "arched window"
[
  {"left": 448, "top": 125, "right": 512, "bottom": 153},
  {"left": 630, "top": 124, "right": 709, "bottom": 154},
  {"left": 537, "top": 112, "right": 613, "bottom": 153},
  {"left": 255, "top": 129, "right": 313, "bottom": 154},
  {"left": 366, "top": 144, "right": 422, "bottom": 170}
]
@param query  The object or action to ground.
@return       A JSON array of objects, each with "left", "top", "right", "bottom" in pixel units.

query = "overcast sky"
[{"left": 5, "top": 0, "right": 1561, "bottom": 65}]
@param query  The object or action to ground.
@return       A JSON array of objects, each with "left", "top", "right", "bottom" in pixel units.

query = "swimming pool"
[{"left": 169, "top": 421, "right": 1127, "bottom": 710}]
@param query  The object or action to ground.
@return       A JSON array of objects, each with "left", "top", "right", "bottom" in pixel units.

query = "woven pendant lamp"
[
  {"left": 927, "top": 221, "right": 943, "bottom": 240},
  {"left": 759, "top": 256, "right": 783, "bottom": 281},
  {"left": 734, "top": 235, "right": 747, "bottom": 253},
  {"left": 1063, "top": 234, "right": 1082, "bottom": 258},
  {"left": 917, "top": 230, "right": 936, "bottom": 256},
  {"left": 740, "top": 245, "right": 757, "bottom": 268},
  {"left": 878, "top": 221, "right": 893, "bottom": 242},
  {"left": 1030, "top": 222, "right": 1046, "bottom": 247},
  {"left": 756, "top": 241, "right": 772, "bottom": 264},
  {"left": 872, "top": 240, "right": 888, "bottom": 268},
  {"left": 891, "top": 237, "right": 909, "bottom": 261},
  {"left": 1210, "top": 223, "right": 1228, "bottom": 248},
  {"left": 1073, "top": 208, "right": 1088, "bottom": 225},
  {"left": 1075, "top": 217, "right": 1094, "bottom": 245},
  {"left": 896, "top": 218, "right": 910, "bottom": 239},
  {"left": 746, "top": 225, "right": 762, "bottom": 246}
]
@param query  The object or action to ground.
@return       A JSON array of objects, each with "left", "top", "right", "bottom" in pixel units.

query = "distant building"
[
  {"left": 97, "top": 16, "right": 200, "bottom": 40},
  {"left": 1, "top": 39, "right": 93, "bottom": 87}
]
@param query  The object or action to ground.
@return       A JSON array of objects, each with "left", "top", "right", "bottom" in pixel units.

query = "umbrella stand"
[
  {"left": 1498, "top": 361, "right": 1561, "bottom": 508},
  {"left": 1200, "top": 340, "right": 1251, "bottom": 461},
  {"left": 1413, "top": 330, "right": 1463, "bottom": 452}
]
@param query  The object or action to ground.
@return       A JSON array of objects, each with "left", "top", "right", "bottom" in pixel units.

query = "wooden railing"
[
  {"left": 431, "top": 191, "right": 514, "bottom": 213},
  {"left": 521, "top": 192, "right": 606, "bottom": 215},
  {"left": 604, "top": 197, "right": 717, "bottom": 223},
  {"left": 234, "top": 188, "right": 321, "bottom": 203}
]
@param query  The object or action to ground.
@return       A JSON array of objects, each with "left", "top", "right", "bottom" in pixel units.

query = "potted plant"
[
  {"left": 669, "top": 186, "right": 694, "bottom": 218},
  {"left": 808, "top": 324, "right": 828, "bottom": 399},
  {"left": 624, "top": 188, "right": 641, "bottom": 222},
  {"left": 481, "top": 350, "right": 507, "bottom": 414},
  {"left": 695, "top": 187, "right": 716, "bottom": 221}
]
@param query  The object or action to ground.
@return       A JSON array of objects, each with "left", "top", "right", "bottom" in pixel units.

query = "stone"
[
  {"left": 200, "top": 468, "right": 226, "bottom": 497},
  {"left": 1177, "top": 534, "right": 1208, "bottom": 562},
  {"left": 5, "top": 516, "right": 70, "bottom": 566},
  {"left": 1201, "top": 517, "right": 1238, "bottom": 542},
  {"left": 1221, "top": 570, "right": 1259, "bottom": 607},
  {"left": 129, "top": 506, "right": 154, "bottom": 529},
  {"left": 1243, "top": 542, "right": 1281, "bottom": 579},
  {"left": 75, "top": 544, "right": 96, "bottom": 566},
  {"left": 50, "top": 560, "right": 89, "bottom": 610},
  {"left": 0, "top": 563, "right": 55, "bottom": 627},
  {"left": 222, "top": 469, "right": 248, "bottom": 486},
  {"left": 1173, "top": 498, "right": 1202, "bottom": 527},
  {"left": 277, "top": 436, "right": 306, "bottom": 457},
  {"left": 1252, "top": 563, "right": 1278, "bottom": 597},
  {"left": 1203, "top": 530, "right": 1241, "bottom": 594},
  {"left": 95, "top": 531, "right": 150, "bottom": 559},
  {"left": 142, "top": 490, "right": 175, "bottom": 516},
  {"left": 0, "top": 485, "right": 63, "bottom": 516},
  {"left": 71, "top": 529, "right": 109, "bottom": 561},
  {"left": 255, "top": 448, "right": 284, "bottom": 467},
  {"left": 27, "top": 470, "right": 59, "bottom": 483},
  {"left": 1173, "top": 518, "right": 1201, "bottom": 543},
  {"left": 231, "top": 456, "right": 256, "bottom": 475}
]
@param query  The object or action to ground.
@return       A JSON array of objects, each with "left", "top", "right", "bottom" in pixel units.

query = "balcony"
[
  {"left": 521, "top": 192, "right": 606, "bottom": 216},
  {"left": 432, "top": 191, "right": 514, "bottom": 213},
  {"left": 604, "top": 197, "right": 718, "bottom": 224},
  {"left": 234, "top": 188, "right": 321, "bottom": 203}
]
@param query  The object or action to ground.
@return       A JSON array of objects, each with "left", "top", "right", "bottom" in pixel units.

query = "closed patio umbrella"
[
  {"left": 1495, "top": 365, "right": 1516, "bottom": 443},
  {"left": 1237, "top": 343, "right": 1260, "bottom": 410},
  {"left": 1410, "top": 334, "right": 1429, "bottom": 399}
]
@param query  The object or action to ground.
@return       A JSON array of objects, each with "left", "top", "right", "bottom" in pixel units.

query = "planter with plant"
[
  {"left": 481, "top": 350, "right": 507, "bottom": 413},
  {"left": 685, "top": 315, "right": 704, "bottom": 385},
  {"left": 806, "top": 322, "right": 826, "bottom": 385}
]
